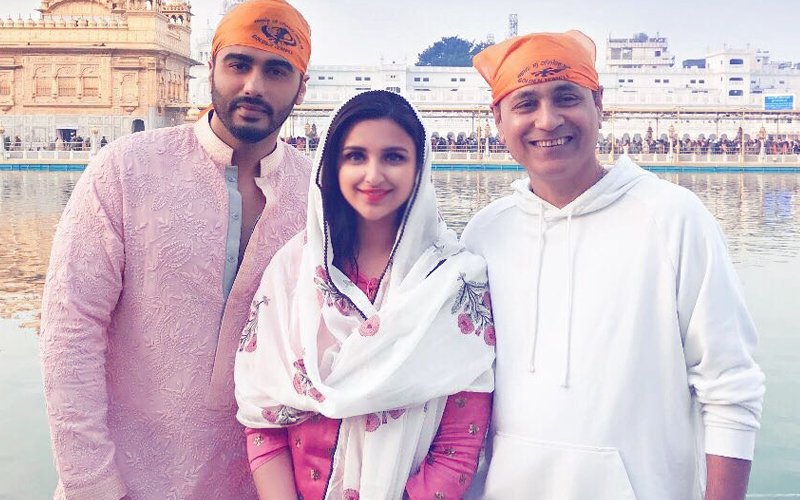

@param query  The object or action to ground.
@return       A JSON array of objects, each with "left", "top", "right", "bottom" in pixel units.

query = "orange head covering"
[
  {"left": 211, "top": 0, "right": 311, "bottom": 74},
  {"left": 473, "top": 30, "right": 599, "bottom": 106}
]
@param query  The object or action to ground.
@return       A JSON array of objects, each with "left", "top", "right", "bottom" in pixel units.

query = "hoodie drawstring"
[
  {"left": 529, "top": 209, "right": 545, "bottom": 372},
  {"left": 562, "top": 211, "right": 575, "bottom": 388}
]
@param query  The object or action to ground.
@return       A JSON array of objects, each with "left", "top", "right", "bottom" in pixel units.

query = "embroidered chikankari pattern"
[
  {"left": 452, "top": 274, "right": 496, "bottom": 346},
  {"left": 40, "top": 121, "right": 311, "bottom": 499}
]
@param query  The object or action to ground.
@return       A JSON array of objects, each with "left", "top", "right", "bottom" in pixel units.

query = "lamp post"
[
  {"left": 483, "top": 119, "right": 491, "bottom": 160},
  {"left": 90, "top": 127, "right": 99, "bottom": 156},
  {"left": 476, "top": 123, "right": 482, "bottom": 160}
]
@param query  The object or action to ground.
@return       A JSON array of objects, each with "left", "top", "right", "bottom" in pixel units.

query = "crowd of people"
[
  {"left": 36, "top": 1, "right": 764, "bottom": 500},
  {"left": 282, "top": 129, "right": 800, "bottom": 157},
  {"left": 598, "top": 132, "right": 800, "bottom": 156},
  {"left": 1, "top": 134, "right": 109, "bottom": 152}
]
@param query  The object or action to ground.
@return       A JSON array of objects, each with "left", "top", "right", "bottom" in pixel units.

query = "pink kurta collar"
[{"left": 193, "top": 112, "right": 286, "bottom": 177}]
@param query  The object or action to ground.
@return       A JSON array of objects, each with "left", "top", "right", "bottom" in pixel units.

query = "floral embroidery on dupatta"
[
  {"left": 292, "top": 358, "right": 326, "bottom": 402},
  {"left": 343, "top": 489, "right": 360, "bottom": 500},
  {"left": 358, "top": 314, "right": 380, "bottom": 337},
  {"left": 452, "top": 274, "right": 496, "bottom": 346},
  {"left": 261, "top": 405, "right": 308, "bottom": 425},
  {"left": 314, "top": 265, "right": 354, "bottom": 316},
  {"left": 364, "top": 408, "right": 407, "bottom": 432},
  {"left": 239, "top": 296, "right": 270, "bottom": 352}
]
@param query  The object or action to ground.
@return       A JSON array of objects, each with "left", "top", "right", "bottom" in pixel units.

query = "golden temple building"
[{"left": 0, "top": 0, "right": 197, "bottom": 146}]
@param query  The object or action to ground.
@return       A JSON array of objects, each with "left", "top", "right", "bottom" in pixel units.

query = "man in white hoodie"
[{"left": 462, "top": 30, "right": 765, "bottom": 499}]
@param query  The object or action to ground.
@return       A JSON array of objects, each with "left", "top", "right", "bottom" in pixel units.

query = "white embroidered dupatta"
[{"left": 235, "top": 91, "right": 495, "bottom": 500}]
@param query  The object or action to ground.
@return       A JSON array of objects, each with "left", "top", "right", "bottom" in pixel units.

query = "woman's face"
[{"left": 337, "top": 118, "right": 418, "bottom": 227}]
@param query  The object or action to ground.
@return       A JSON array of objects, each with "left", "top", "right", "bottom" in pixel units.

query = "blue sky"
[{"left": 3, "top": 0, "right": 798, "bottom": 65}]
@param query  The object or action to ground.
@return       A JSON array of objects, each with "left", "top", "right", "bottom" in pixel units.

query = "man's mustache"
[{"left": 229, "top": 97, "right": 274, "bottom": 116}]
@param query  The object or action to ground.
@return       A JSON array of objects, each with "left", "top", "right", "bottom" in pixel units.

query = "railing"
[
  {"left": 3, "top": 142, "right": 798, "bottom": 167},
  {"left": 0, "top": 148, "right": 93, "bottom": 162}
]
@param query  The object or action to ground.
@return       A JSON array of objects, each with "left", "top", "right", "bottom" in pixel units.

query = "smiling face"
[
  {"left": 337, "top": 118, "right": 418, "bottom": 229},
  {"left": 209, "top": 45, "right": 306, "bottom": 146},
  {"left": 493, "top": 80, "right": 603, "bottom": 191}
]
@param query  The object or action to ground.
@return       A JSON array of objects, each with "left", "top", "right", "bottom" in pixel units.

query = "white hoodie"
[{"left": 462, "top": 156, "right": 764, "bottom": 500}]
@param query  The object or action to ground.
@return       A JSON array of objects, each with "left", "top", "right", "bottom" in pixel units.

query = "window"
[
  {"left": 699, "top": 79, "right": 705, "bottom": 84},
  {"left": 627, "top": 79, "right": 633, "bottom": 83},
  {"left": 327, "top": 76, "right": 333, "bottom": 80},
  {"left": 655, "top": 50, "right": 661, "bottom": 57},
  {"left": 729, "top": 58, "right": 744, "bottom": 65},
  {"left": 318, "top": 76, "right": 325, "bottom": 80},
  {"left": 729, "top": 77, "right": 744, "bottom": 82},
  {"left": 82, "top": 75, "right": 99, "bottom": 97},
  {"left": 414, "top": 77, "right": 421, "bottom": 82},
  {"left": 728, "top": 89, "right": 743, "bottom": 96},
  {"left": 690, "top": 79, "right": 696, "bottom": 84},
  {"left": 0, "top": 79, "right": 10, "bottom": 96},
  {"left": 459, "top": 77, "right": 466, "bottom": 82},
  {"left": 451, "top": 77, "right": 457, "bottom": 82},
  {"left": 385, "top": 86, "right": 400, "bottom": 93},
  {"left": 779, "top": 80, "right": 785, "bottom": 84},
  {"left": 58, "top": 74, "right": 77, "bottom": 97},
  {"left": 422, "top": 77, "right": 429, "bottom": 82},
  {"left": 655, "top": 79, "right": 661, "bottom": 83},
  {"left": 35, "top": 75, "right": 50, "bottom": 97},
  {"left": 355, "top": 76, "right": 362, "bottom": 81},
  {"left": 618, "top": 79, "right": 625, "bottom": 83},
  {"left": 664, "top": 79, "right": 670, "bottom": 83}
]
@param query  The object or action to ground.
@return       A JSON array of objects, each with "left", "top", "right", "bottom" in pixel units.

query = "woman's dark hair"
[{"left": 318, "top": 91, "right": 426, "bottom": 271}]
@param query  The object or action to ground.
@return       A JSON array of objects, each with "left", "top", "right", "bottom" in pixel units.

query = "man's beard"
[{"left": 211, "top": 86, "right": 297, "bottom": 144}]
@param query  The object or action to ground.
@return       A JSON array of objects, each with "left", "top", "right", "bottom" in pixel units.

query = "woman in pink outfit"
[{"left": 234, "top": 90, "right": 496, "bottom": 500}]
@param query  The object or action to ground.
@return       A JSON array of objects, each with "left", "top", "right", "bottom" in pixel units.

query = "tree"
[{"left": 416, "top": 36, "right": 492, "bottom": 67}]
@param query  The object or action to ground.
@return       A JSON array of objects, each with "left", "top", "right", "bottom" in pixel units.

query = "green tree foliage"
[{"left": 416, "top": 36, "right": 492, "bottom": 67}]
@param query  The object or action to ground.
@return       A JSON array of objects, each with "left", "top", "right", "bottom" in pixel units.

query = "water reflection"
[
  {"left": 1, "top": 169, "right": 799, "bottom": 321},
  {"left": 0, "top": 172, "right": 81, "bottom": 323},
  {"left": 435, "top": 170, "right": 800, "bottom": 267}
]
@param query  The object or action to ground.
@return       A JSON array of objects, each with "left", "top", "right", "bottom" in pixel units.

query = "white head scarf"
[{"left": 235, "top": 90, "right": 495, "bottom": 500}]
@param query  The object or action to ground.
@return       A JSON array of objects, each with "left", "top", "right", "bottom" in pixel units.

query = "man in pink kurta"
[{"left": 40, "top": 1, "right": 313, "bottom": 498}]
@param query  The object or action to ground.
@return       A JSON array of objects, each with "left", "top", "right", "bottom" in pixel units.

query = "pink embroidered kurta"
[{"left": 40, "top": 117, "right": 311, "bottom": 500}]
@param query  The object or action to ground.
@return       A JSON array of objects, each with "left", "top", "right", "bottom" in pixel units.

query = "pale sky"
[{"left": 2, "top": 0, "right": 798, "bottom": 66}]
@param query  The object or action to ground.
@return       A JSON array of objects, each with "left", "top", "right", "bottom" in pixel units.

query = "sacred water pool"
[{"left": 0, "top": 168, "right": 798, "bottom": 499}]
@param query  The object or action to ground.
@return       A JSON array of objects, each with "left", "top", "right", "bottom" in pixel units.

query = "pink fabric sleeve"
[
  {"left": 405, "top": 391, "right": 493, "bottom": 499},
  {"left": 245, "top": 427, "right": 290, "bottom": 472},
  {"left": 40, "top": 149, "right": 128, "bottom": 500}
]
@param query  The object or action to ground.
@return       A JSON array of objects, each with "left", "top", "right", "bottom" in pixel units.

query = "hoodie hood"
[{"left": 512, "top": 154, "right": 654, "bottom": 219}]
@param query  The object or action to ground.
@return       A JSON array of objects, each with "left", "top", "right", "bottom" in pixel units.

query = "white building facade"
[{"left": 189, "top": 22, "right": 799, "bottom": 142}]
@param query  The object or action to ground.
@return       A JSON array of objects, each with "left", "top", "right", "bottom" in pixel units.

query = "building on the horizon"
[
  {"left": 291, "top": 34, "right": 799, "bottom": 142},
  {"left": 0, "top": 0, "right": 197, "bottom": 146},
  {"left": 605, "top": 32, "right": 674, "bottom": 70}
]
